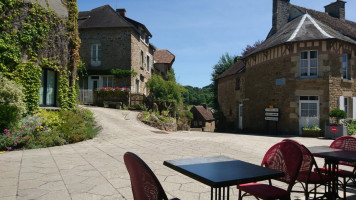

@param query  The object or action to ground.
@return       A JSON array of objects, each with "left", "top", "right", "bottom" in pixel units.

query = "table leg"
[
  {"left": 211, "top": 187, "right": 213, "bottom": 200},
  {"left": 325, "top": 159, "right": 340, "bottom": 200},
  {"left": 210, "top": 187, "right": 231, "bottom": 200}
]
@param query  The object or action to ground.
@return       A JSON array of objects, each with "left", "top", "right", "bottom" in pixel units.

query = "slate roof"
[
  {"left": 78, "top": 5, "right": 152, "bottom": 37},
  {"left": 154, "top": 49, "right": 175, "bottom": 64},
  {"left": 243, "top": 4, "right": 356, "bottom": 58},
  {"left": 192, "top": 106, "right": 215, "bottom": 121},
  {"left": 216, "top": 60, "right": 245, "bottom": 80}
]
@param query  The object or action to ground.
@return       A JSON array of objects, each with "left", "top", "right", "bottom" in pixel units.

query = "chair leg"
[
  {"left": 314, "top": 183, "right": 317, "bottom": 199},
  {"left": 344, "top": 177, "right": 346, "bottom": 200},
  {"left": 305, "top": 183, "right": 309, "bottom": 200},
  {"left": 238, "top": 190, "right": 242, "bottom": 200}
]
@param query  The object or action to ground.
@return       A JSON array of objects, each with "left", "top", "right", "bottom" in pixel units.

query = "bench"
[{"left": 103, "top": 101, "right": 123, "bottom": 109}]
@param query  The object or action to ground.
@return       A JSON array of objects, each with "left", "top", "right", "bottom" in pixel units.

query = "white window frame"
[
  {"left": 102, "top": 76, "right": 114, "bottom": 88},
  {"left": 91, "top": 44, "right": 101, "bottom": 67},
  {"left": 300, "top": 50, "right": 318, "bottom": 78},
  {"left": 342, "top": 54, "right": 349, "bottom": 80}
]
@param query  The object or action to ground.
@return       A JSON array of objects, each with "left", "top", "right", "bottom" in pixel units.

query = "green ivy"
[
  {"left": 111, "top": 68, "right": 138, "bottom": 78},
  {"left": 0, "top": 0, "right": 80, "bottom": 112}
]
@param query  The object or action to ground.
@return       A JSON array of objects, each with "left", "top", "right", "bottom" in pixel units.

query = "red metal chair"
[
  {"left": 237, "top": 141, "right": 303, "bottom": 200},
  {"left": 283, "top": 139, "right": 333, "bottom": 199},
  {"left": 320, "top": 136, "right": 356, "bottom": 198},
  {"left": 124, "top": 152, "right": 179, "bottom": 200}
]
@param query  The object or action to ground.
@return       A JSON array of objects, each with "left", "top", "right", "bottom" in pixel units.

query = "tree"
[
  {"left": 211, "top": 53, "right": 238, "bottom": 110},
  {"left": 146, "top": 70, "right": 184, "bottom": 104},
  {"left": 242, "top": 40, "right": 264, "bottom": 57}
]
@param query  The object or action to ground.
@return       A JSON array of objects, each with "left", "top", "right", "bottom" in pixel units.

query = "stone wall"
[
  {"left": 24, "top": 0, "right": 68, "bottom": 18},
  {"left": 130, "top": 32, "right": 154, "bottom": 94},
  {"left": 218, "top": 73, "right": 244, "bottom": 130}
]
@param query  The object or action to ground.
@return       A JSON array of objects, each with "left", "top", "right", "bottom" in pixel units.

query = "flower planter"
[
  {"left": 302, "top": 130, "right": 320, "bottom": 137},
  {"left": 324, "top": 125, "right": 348, "bottom": 139}
]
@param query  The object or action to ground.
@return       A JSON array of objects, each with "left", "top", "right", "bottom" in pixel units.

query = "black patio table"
[
  {"left": 163, "top": 155, "right": 284, "bottom": 200},
  {"left": 308, "top": 146, "right": 356, "bottom": 200}
]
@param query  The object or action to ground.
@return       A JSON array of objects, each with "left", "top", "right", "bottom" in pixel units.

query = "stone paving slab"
[{"left": 0, "top": 106, "right": 355, "bottom": 199}]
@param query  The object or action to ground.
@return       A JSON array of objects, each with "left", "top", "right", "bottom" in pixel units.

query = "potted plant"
[
  {"left": 302, "top": 125, "right": 321, "bottom": 137},
  {"left": 325, "top": 108, "right": 348, "bottom": 139}
]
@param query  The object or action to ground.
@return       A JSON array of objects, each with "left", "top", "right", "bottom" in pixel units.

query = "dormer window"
[
  {"left": 300, "top": 51, "right": 318, "bottom": 78},
  {"left": 91, "top": 44, "right": 101, "bottom": 67}
]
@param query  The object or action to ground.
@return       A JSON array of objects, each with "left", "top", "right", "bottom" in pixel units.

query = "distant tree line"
[{"left": 182, "top": 84, "right": 214, "bottom": 108}]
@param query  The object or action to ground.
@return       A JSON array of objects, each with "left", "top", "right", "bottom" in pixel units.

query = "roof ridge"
[{"left": 287, "top": 13, "right": 333, "bottom": 42}]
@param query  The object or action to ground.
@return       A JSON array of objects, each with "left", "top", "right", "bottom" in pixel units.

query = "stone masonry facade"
[{"left": 218, "top": 40, "right": 356, "bottom": 135}]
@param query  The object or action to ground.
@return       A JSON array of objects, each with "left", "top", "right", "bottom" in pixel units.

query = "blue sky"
[{"left": 77, "top": 0, "right": 356, "bottom": 88}]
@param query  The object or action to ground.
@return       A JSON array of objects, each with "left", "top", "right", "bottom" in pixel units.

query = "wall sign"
[{"left": 265, "top": 108, "right": 279, "bottom": 121}]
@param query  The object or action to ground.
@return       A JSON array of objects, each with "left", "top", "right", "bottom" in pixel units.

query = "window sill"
[
  {"left": 342, "top": 79, "right": 353, "bottom": 83},
  {"left": 298, "top": 76, "right": 320, "bottom": 80}
]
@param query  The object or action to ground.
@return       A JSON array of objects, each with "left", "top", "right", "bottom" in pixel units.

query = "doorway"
[
  {"left": 238, "top": 104, "right": 243, "bottom": 130},
  {"left": 299, "top": 96, "right": 319, "bottom": 135}
]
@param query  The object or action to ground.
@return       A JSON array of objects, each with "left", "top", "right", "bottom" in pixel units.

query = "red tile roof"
[
  {"left": 192, "top": 106, "right": 215, "bottom": 121},
  {"left": 154, "top": 49, "right": 175, "bottom": 64}
]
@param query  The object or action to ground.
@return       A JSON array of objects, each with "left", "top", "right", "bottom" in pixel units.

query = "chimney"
[
  {"left": 325, "top": 0, "right": 346, "bottom": 20},
  {"left": 116, "top": 8, "right": 126, "bottom": 17},
  {"left": 271, "top": 0, "right": 290, "bottom": 35},
  {"left": 203, "top": 104, "right": 207, "bottom": 110}
]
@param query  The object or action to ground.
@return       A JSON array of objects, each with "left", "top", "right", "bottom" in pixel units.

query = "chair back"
[
  {"left": 330, "top": 136, "right": 356, "bottom": 167},
  {"left": 282, "top": 139, "right": 316, "bottom": 173},
  {"left": 124, "top": 152, "right": 168, "bottom": 200},
  {"left": 282, "top": 139, "right": 323, "bottom": 181},
  {"left": 262, "top": 141, "right": 303, "bottom": 192}
]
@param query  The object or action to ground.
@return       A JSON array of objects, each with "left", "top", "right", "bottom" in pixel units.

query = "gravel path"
[{"left": 0, "top": 106, "right": 355, "bottom": 200}]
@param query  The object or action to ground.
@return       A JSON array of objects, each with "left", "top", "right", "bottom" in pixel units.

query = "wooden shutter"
[{"left": 339, "top": 96, "right": 345, "bottom": 110}]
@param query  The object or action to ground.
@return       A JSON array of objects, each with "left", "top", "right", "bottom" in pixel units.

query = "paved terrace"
[{"left": 0, "top": 106, "right": 355, "bottom": 200}]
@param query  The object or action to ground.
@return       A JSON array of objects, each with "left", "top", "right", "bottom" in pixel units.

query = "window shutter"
[
  {"left": 339, "top": 96, "right": 345, "bottom": 110},
  {"left": 353, "top": 97, "right": 356, "bottom": 119}
]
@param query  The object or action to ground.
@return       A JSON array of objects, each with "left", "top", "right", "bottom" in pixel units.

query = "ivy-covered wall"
[{"left": 0, "top": 0, "right": 80, "bottom": 111}]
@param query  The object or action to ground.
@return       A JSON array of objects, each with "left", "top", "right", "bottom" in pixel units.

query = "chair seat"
[
  {"left": 297, "top": 171, "right": 335, "bottom": 183},
  {"left": 237, "top": 183, "right": 288, "bottom": 200},
  {"left": 318, "top": 167, "right": 354, "bottom": 177}
]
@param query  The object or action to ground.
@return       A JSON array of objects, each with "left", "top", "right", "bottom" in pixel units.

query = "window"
[
  {"left": 91, "top": 44, "right": 101, "bottom": 66},
  {"left": 300, "top": 96, "right": 319, "bottom": 117},
  {"left": 235, "top": 78, "right": 240, "bottom": 90},
  {"left": 40, "top": 69, "right": 57, "bottom": 106},
  {"left": 146, "top": 55, "right": 150, "bottom": 72},
  {"left": 342, "top": 54, "right": 350, "bottom": 80},
  {"left": 140, "top": 51, "right": 144, "bottom": 69},
  {"left": 300, "top": 51, "right": 318, "bottom": 77},
  {"left": 102, "top": 76, "right": 114, "bottom": 88},
  {"left": 135, "top": 79, "right": 140, "bottom": 93}
]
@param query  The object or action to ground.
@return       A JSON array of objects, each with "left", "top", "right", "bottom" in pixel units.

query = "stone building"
[
  {"left": 217, "top": 0, "right": 356, "bottom": 135},
  {"left": 78, "top": 5, "right": 154, "bottom": 95},
  {"left": 153, "top": 49, "right": 175, "bottom": 80},
  {"left": 190, "top": 105, "right": 215, "bottom": 132}
]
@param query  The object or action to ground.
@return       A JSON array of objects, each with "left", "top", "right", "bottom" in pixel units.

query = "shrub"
[
  {"left": 0, "top": 105, "right": 21, "bottom": 131},
  {"left": 329, "top": 108, "right": 347, "bottom": 124},
  {"left": 0, "top": 74, "right": 26, "bottom": 130},
  {"left": 0, "top": 128, "right": 30, "bottom": 151},
  {"left": 1, "top": 108, "right": 98, "bottom": 150},
  {"left": 56, "top": 110, "right": 87, "bottom": 143}
]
